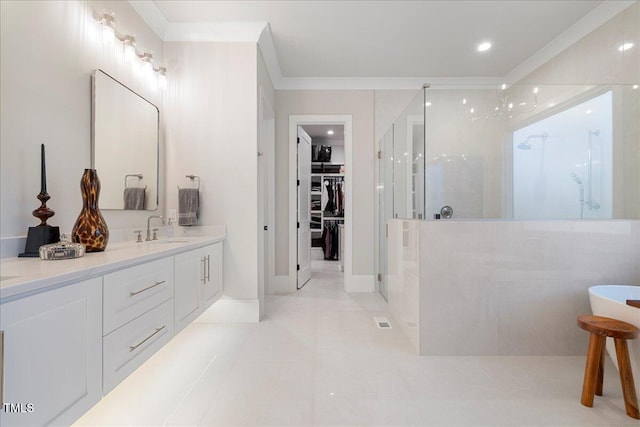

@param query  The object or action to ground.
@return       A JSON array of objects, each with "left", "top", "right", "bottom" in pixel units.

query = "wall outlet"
[{"left": 168, "top": 209, "right": 177, "bottom": 222}]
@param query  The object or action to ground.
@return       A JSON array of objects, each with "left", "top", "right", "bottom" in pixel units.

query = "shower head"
[
  {"left": 517, "top": 132, "right": 549, "bottom": 150},
  {"left": 571, "top": 172, "right": 583, "bottom": 185}
]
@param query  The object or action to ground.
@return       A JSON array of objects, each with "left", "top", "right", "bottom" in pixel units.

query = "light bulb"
[
  {"left": 101, "top": 11, "right": 115, "bottom": 45},
  {"left": 141, "top": 52, "right": 153, "bottom": 73},
  {"left": 157, "top": 66, "right": 167, "bottom": 90},
  {"left": 123, "top": 36, "right": 136, "bottom": 62}
]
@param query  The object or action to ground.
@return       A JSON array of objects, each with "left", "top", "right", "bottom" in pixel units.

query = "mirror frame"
[{"left": 91, "top": 69, "right": 160, "bottom": 211}]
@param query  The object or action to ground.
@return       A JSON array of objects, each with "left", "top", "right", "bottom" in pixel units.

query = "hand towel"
[
  {"left": 178, "top": 188, "right": 199, "bottom": 226},
  {"left": 124, "top": 187, "right": 146, "bottom": 210}
]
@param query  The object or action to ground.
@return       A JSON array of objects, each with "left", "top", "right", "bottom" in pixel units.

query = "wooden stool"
[{"left": 577, "top": 315, "right": 639, "bottom": 419}]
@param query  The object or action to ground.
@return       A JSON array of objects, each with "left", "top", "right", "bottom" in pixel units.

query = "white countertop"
[{"left": 0, "top": 234, "right": 224, "bottom": 301}]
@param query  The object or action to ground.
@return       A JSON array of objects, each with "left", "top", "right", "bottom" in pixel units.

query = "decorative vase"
[{"left": 71, "top": 169, "right": 109, "bottom": 252}]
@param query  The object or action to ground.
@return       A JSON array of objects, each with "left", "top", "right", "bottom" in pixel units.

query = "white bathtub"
[{"left": 588, "top": 285, "right": 640, "bottom": 397}]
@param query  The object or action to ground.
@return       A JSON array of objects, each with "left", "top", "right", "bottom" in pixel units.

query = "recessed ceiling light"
[
  {"left": 470, "top": 108, "right": 475, "bottom": 113},
  {"left": 327, "top": 130, "right": 334, "bottom": 135},
  {"left": 477, "top": 41, "right": 492, "bottom": 52},
  {"left": 586, "top": 109, "right": 592, "bottom": 115},
  {"left": 618, "top": 42, "right": 634, "bottom": 52}
]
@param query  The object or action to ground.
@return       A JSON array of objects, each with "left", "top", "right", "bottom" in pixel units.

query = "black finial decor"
[{"left": 19, "top": 144, "right": 60, "bottom": 257}]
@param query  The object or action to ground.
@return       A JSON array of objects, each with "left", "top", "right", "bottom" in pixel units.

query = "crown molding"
[
  {"left": 275, "top": 77, "right": 504, "bottom": 91},
  {"left": 128, "top": 0, "right": 169, "bottom": 39},
  {"left": 505, "top": 0, "right": 636, "bottom": 84},
  {"left": 128, "top": 0, "right": 636, "bottom": 90}
]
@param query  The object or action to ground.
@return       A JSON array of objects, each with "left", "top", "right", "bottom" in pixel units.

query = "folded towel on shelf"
[
  {"left": 178, "top": 188, "right": 200, "bottom": 226},
  {"left": 124, "top": 187, "right": 146, "bottom": 210}
]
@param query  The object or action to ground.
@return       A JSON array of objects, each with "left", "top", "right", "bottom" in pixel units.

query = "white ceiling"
[{"left": 130, "top": 0, "right": 634, "bottom": 89}]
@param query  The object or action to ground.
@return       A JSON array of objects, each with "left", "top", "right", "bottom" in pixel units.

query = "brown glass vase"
[{"left": 71, "top": 169, "right": 109, "bottom": 252}]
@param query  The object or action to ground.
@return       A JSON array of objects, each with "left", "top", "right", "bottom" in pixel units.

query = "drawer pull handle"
[
  {"left": 129, "top": 326, "right": 166, "bottom": 352},
  {"left": 130, "top": 280, "right": 166, "bottom": 296}
]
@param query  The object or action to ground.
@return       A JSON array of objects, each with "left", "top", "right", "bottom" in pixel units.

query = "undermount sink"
[{"left": 147, "top": 239, "right": 190, "bottom": 244}]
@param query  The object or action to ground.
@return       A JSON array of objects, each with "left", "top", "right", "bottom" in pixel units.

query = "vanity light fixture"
[
  {"left": 327, "top": 130, "right": 334, "bottom": 135},
  {"left": 618, "top": 42, "right": 634, "bottom": 52},
  {"left": 97, "top": 10, "right": 168, "bottom": 88},
  {"left": 477, "top": 41, "right": 492, "bottom": 52}
]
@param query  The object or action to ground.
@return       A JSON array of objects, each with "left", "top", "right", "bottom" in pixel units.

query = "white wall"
[
  {"left": 274, "top": 90, "right": 375, "bottom": 277},
  {"left": 163, "top": 41, "right": 259, "bottom": 303},
  {"left": 0, "top": 0, "right": 164, "bottom": 256}
]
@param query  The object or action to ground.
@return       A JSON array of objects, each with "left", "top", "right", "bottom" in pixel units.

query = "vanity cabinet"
[
  {"left": 0, "top": 278, "right": 102, "bottom": 427},
  {"left": 174, "top": 242, "right": 223, "bottom": 333},
  {"left": 0, "top": 236, "right": 224, "bottom": 426}
]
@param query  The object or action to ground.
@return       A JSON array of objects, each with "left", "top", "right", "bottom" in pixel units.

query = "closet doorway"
[{"left": 289, "top": 116, "right": 353, "bottom": 292}]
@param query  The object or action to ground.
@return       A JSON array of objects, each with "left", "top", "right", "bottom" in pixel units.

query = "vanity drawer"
[
  {"left": 103, "top": 258, "right": 174, "bottom": 335},
  {"left": 103, "top": 299, "right": 174, "bottom": 393}
]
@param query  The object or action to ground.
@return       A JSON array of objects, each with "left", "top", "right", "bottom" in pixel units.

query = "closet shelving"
[{"left": 310, "top": 161, "right": 344, "bottom": 261}]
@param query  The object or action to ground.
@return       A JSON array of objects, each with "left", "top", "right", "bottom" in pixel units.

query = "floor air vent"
[{"left": 374, "top": 316, "right": 392, "bottom": 329}]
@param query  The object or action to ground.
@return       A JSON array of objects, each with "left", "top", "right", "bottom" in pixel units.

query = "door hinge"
[
  {"left": 297, "top": 179, "right": 300, "bottom": 186},
  {"left": 297, "top": 264, "right": 300, "bottom": 271},
  {"left": 264, "top": 225, "right": 268, "bottom": 231},
  {"left": 297, "top": 222, "right": 300, "bottom": 229},
  {"left": 377, "top": 273, "right": 382, "bottom": 282},
  {"left": 377, "top": 150, "right": 382, "bottom": 159},
  {"left": 297, "top": 137, "right": 300, "bottom": 144}
]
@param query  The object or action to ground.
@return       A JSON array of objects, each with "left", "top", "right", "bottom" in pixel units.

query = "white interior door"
[{"left": 297, "top": 126, "right": 312, "bottom": 288}]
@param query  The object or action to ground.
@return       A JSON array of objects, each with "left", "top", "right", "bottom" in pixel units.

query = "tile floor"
[{"left": 75, "top": 261, "right": 638, "bottom": 426}]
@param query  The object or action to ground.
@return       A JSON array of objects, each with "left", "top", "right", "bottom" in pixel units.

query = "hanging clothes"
[
  {"left": 321, "top": 221, "right": 342, "bottom": 261},
  {"left": 324, "top": 180, "right": 336, "bottom": 213}
]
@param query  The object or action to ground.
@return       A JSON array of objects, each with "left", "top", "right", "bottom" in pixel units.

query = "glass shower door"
[{"left": 378, "top": 127, "right": 395, "bottom": 300}]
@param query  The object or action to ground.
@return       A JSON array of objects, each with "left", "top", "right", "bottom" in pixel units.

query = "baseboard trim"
[
  {"left": 195, "top": 297, "right": 260, "bottom": 323},
  {"left": 345, "top": 274, "right": 375, "bottom": 293},
  {"left": 268, "top": 275, "right": 294, "bottom": 294}
]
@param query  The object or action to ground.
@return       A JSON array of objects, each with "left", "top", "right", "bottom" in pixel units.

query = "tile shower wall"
[{"left": 388, "top": 219, "right": 640, "bottom": 355}]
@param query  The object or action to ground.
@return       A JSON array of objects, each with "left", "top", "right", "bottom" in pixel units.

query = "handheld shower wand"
[{"left": 571, "top": 173, "right": 585, "bottom": 219}]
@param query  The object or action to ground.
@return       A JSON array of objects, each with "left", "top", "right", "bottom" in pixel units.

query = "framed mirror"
[{"left": 92, "top": 69, "right": 159, "bottom": 210}]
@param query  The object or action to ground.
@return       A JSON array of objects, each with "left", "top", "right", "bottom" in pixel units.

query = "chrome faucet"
[{"left": 146, "top": 215, "right": 164, "bottom": 241}]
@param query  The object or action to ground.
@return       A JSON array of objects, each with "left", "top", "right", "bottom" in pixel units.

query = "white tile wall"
[{"left": 388, "top": 219, "right": 640, "bottom": 356}]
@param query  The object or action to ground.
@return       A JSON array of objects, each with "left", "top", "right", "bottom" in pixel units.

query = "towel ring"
[
  {"left": 125, "top": 174, "right": 146, "bottom": 189},
  {"left": 178, "top": 175, "right": 200, "bottom": 191}
]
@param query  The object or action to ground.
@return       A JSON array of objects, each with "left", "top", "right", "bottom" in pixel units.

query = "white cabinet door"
[
  {"left": 174, "top": 247, "right": 203, "bottom": 333},
  {"left": 174, "top": 243, "right": 224, "bottom": 333},
  {"left": 202, "top": 242, "right": 223, "bottom": 307},
  {"left": 0, "top": 278, "right": 102, "bottom": 427}
]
